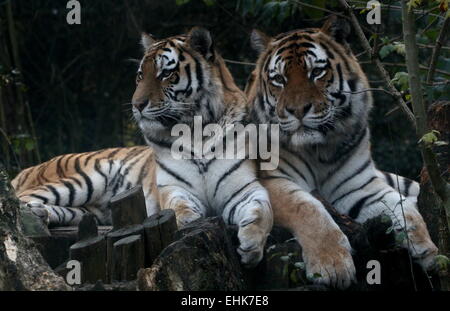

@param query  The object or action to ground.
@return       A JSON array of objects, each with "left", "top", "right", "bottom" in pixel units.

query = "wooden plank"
[
  {"left": 109, "top": 186, "right": 147, "bottom": 230},
  {"left": 112, "top": 235, "right": 145, "bottom": 281},
  {"left": 143, "top": 209, "right": 177, "bottom": 266}
]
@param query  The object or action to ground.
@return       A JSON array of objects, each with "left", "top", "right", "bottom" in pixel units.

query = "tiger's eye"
[
  {"left": 137, "top": 71, "right": 144, "bottom": 82},
  {"left": 311, "top": 68, "right": 324, "bottom": 77},
  {"left": 272, "top": 74, "right": 285, "bottom": 86},
  {"left": 159, "top": 69, "right": 173, "bottom": 80}
]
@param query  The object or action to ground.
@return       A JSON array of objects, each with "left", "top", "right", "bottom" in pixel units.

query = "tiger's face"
[
  {"left": 132, "top": 28, "right": 221, "bottom": 139},
  {"left": 249, "top": 17, "right": 371, "bottom": 147}
]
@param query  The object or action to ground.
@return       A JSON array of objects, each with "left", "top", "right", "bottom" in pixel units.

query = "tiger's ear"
[
  {"left": 251, "top": 30, "right": 271, "bottom": 55},
  {"left": 321, "top": 15, "right": 350, "bottom": 44},
  {"left": 187, "top": 27, "right": 214, "bottom": 61},
  {"left": 141, "top": 33, "right": 156, "bottom": 51}
]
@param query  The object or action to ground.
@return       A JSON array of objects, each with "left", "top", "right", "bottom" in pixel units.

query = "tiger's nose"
[{"left": 133, "top": 101, "right": 148, "bottom": 112}]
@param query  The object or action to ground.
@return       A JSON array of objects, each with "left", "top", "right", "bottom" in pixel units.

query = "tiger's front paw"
[
  {"left": 402, "top": 209, "right": 439, "bottom": 271},
  {"left": 174, "top": 207, "right": 202, "bottom": 228},
  {"left": 27, "top": 202, "right": 50, "bottom": 226},
  {"left": 237, "top": 222, "right": 269, "bottom": 268},
  {"left": 237, "top": 239, "right": 264, "bottom": 268},
  {"left": 303, "top": 232, "right": 356, "bottom": 290}
]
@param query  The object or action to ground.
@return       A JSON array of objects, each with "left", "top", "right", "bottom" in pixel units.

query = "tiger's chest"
[{"left": 155, "top": 155, "right": 249, "bottom": 210}]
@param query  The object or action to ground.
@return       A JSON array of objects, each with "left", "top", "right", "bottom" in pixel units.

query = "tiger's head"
[
  {"left": 132, "top": 28, "right": 239, "bottom": 144},
  {"left": 247, "top": 17, "right": 372, "bottom": 148}
]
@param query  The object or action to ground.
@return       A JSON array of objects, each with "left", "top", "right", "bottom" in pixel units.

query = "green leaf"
[
  {"left": 302, "top": 0, "right": 325, "bottom": 19},
  {"left": 381, "top": 214, "right": 391, "bottom": 224},
  {"left": 395, "top": 231, "right": 407, "bottom": 244},
  {"left": 435, "top": 255, "right": 449, "bottom": 271},
  {"left": 313, "top": 272, "right": 322, "bottom": 279},
  {"left": 407, "top": 0, "right": 422, "bottom": 10},
  {"left": 393, "top": 42, "right": 406, "bottom": 56},
  {"left": 175, "top": 0, "right": 190, "bottom": 5},
  {"left": 419, "top": 130, "right": 440, "bottom": 146},
  {"left": 24, "top": 138, "right": 35, "bottom": 151},
  {"left": 391, "top": 72, "right": 409, "bottom": 91},
  {"left": 379, "top": 44, "right": 395, "bottom": 59},
  {"left": 280, "top": 255, "right": 290, "bottom": 262},
  {"left": 203, "top": 0, "right": 215, "bottom": 6}
]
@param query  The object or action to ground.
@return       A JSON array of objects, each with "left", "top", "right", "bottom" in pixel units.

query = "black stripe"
[
  {"left": 66, "top": 207, "right": 76, "bottom": 223},
  {"left": 403, "top": 178, "right": 413, "bottom": 197},
  {"left": 279, "top": 156, "right": 307, "bottom": 182},
  {"left": 221, "top": 179, "right": 257, "bottom": 212},
  {"left": 84, "top": 149, "right": 106, "bottom": 165},
  {"left": 67, "top": 176, "right": 82, "bottom": 187},
  {"left": 157, "top": 160, "right": 192, "bottom": 188},
  {"left": 74, "top": 157, "right": 94, "bottom": 205},
  {"left": 45, "top": 185, "right": 61, "bottom": 206},
  {"left": 50, "top": 206, "right": 62, "bottom": 224},
  {"left": 348, "top": 190, "right": 380, "bottom": 219},
  {"left": 64, "top": 153, "right": 78, "bottom": 170},
  {"left": 213, "top": 159, "right": 246, "bottom": 197},
  {"left": 94, "top": 159, "right": 108, "bottom": 192},
  {"left": 227, "top": 187, "right": 257, "bottom": 225},
  {"left": 365, "top": 189, "right": 395, "bottom": 207},
  {"left": 329, "top": 158, "right": 371, "bottom": 196},
  {"left": 332, "top": 175, "right": 377, "bottom": 206},
  {"left": 29, "top": 194, "right": 48, "bottom": 204},
  {"left": 62, "top": 181, "right": 76, "bottom": 206},
  {"left": 383, "top": 171, "right": 394, "bottom": 187}
]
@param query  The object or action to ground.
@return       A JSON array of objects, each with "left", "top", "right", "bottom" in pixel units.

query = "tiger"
[
  {"left": 11, "top": 146, "right": 159, "bottom": 226},
  {"left": 246, "top": 16, "right": 438, "bottom": 289},
  {"left": 131, "top": 27, "right": 273, "bottom": 267},
  {"left": 247, "top": 69, "right": 421, "bottom": 202}
]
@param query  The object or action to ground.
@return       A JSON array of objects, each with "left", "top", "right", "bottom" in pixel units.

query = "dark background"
[{"left": 1, "top": 0, "right": 449, "bottom": 180}]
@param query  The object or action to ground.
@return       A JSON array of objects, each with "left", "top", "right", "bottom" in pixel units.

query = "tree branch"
[
  {"left": 426, "top": 17, "right": 449, "bottom": 85},
  {"left": 338, "top": 0, "right": 417, "bottom": 128},
  {"left": 400, "top": 0, "right": 450, "bottom": 233}
]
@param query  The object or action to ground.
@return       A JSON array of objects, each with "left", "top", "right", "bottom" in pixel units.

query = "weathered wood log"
[
  {"left": 137, "top": 217, "right": 246, "bottom": 291},
  {"left": 109, "top": 186, "right": 147, "bottom": 230},
  {"left": 112, "top": 234, "right": 145, "bottom": 281},
  {"left": 143, "top": 209, "right": 177, "bottom": 266},
  {"left": 69, "top": 214, "right": 107, "bottom": 283},
  {"left": 69, "top": 236, "right": 107, "bottom": 283},
  {"left": 77, "top": 213, "right": 98, "bottom": 241},
  {"left": 0, "top": 166, "right": 69, "bottom": 290},
  {"left": 106, "top": 224, "right": 144, "bottom": 282}
]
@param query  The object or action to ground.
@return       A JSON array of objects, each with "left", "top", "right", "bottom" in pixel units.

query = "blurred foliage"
[{"left": 0, "top": 0, "right": 448, "bottom": 180}]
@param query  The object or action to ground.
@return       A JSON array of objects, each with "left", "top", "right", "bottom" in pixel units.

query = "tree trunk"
[
  {"left": 0, "top": 166, "right": 69, "bottom": 290},
  {"left": 418, "top": 101, "right": 450, "bottom": 290}
]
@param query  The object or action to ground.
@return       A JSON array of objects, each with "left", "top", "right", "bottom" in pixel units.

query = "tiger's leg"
[
  {"left": 219, "top": 181, "right": 273, "bottom": 267},
  {"left": 262, "top": 177, "right": 356, "bottom": 289},
  {"left": 24, "top": 201, "right": 108, "bottom": 226},
  {"left": 17, "top": 180, "right": 110, "bottom": 226},
  {"left": 345, "top": 179, "right": 438, "bottom": 271},
  {"left": 158, "top": 185, "right": 207, "bottom": 228}
]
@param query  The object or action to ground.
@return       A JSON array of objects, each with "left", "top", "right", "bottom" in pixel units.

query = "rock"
[{"left": 19, "top": 207, "right": 51, "bottom": 237}]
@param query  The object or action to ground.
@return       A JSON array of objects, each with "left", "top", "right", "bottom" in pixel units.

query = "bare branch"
[
  {"left": 426, "top": 17, "right": 450, "bottom": 84},
  {"left": 224, "top": 59, "right": 256, "bottom": 66}
]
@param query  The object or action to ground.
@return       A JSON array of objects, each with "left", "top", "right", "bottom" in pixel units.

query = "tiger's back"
[{"left": 12, "top": 146, "right": 158, "bottom": 225}]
